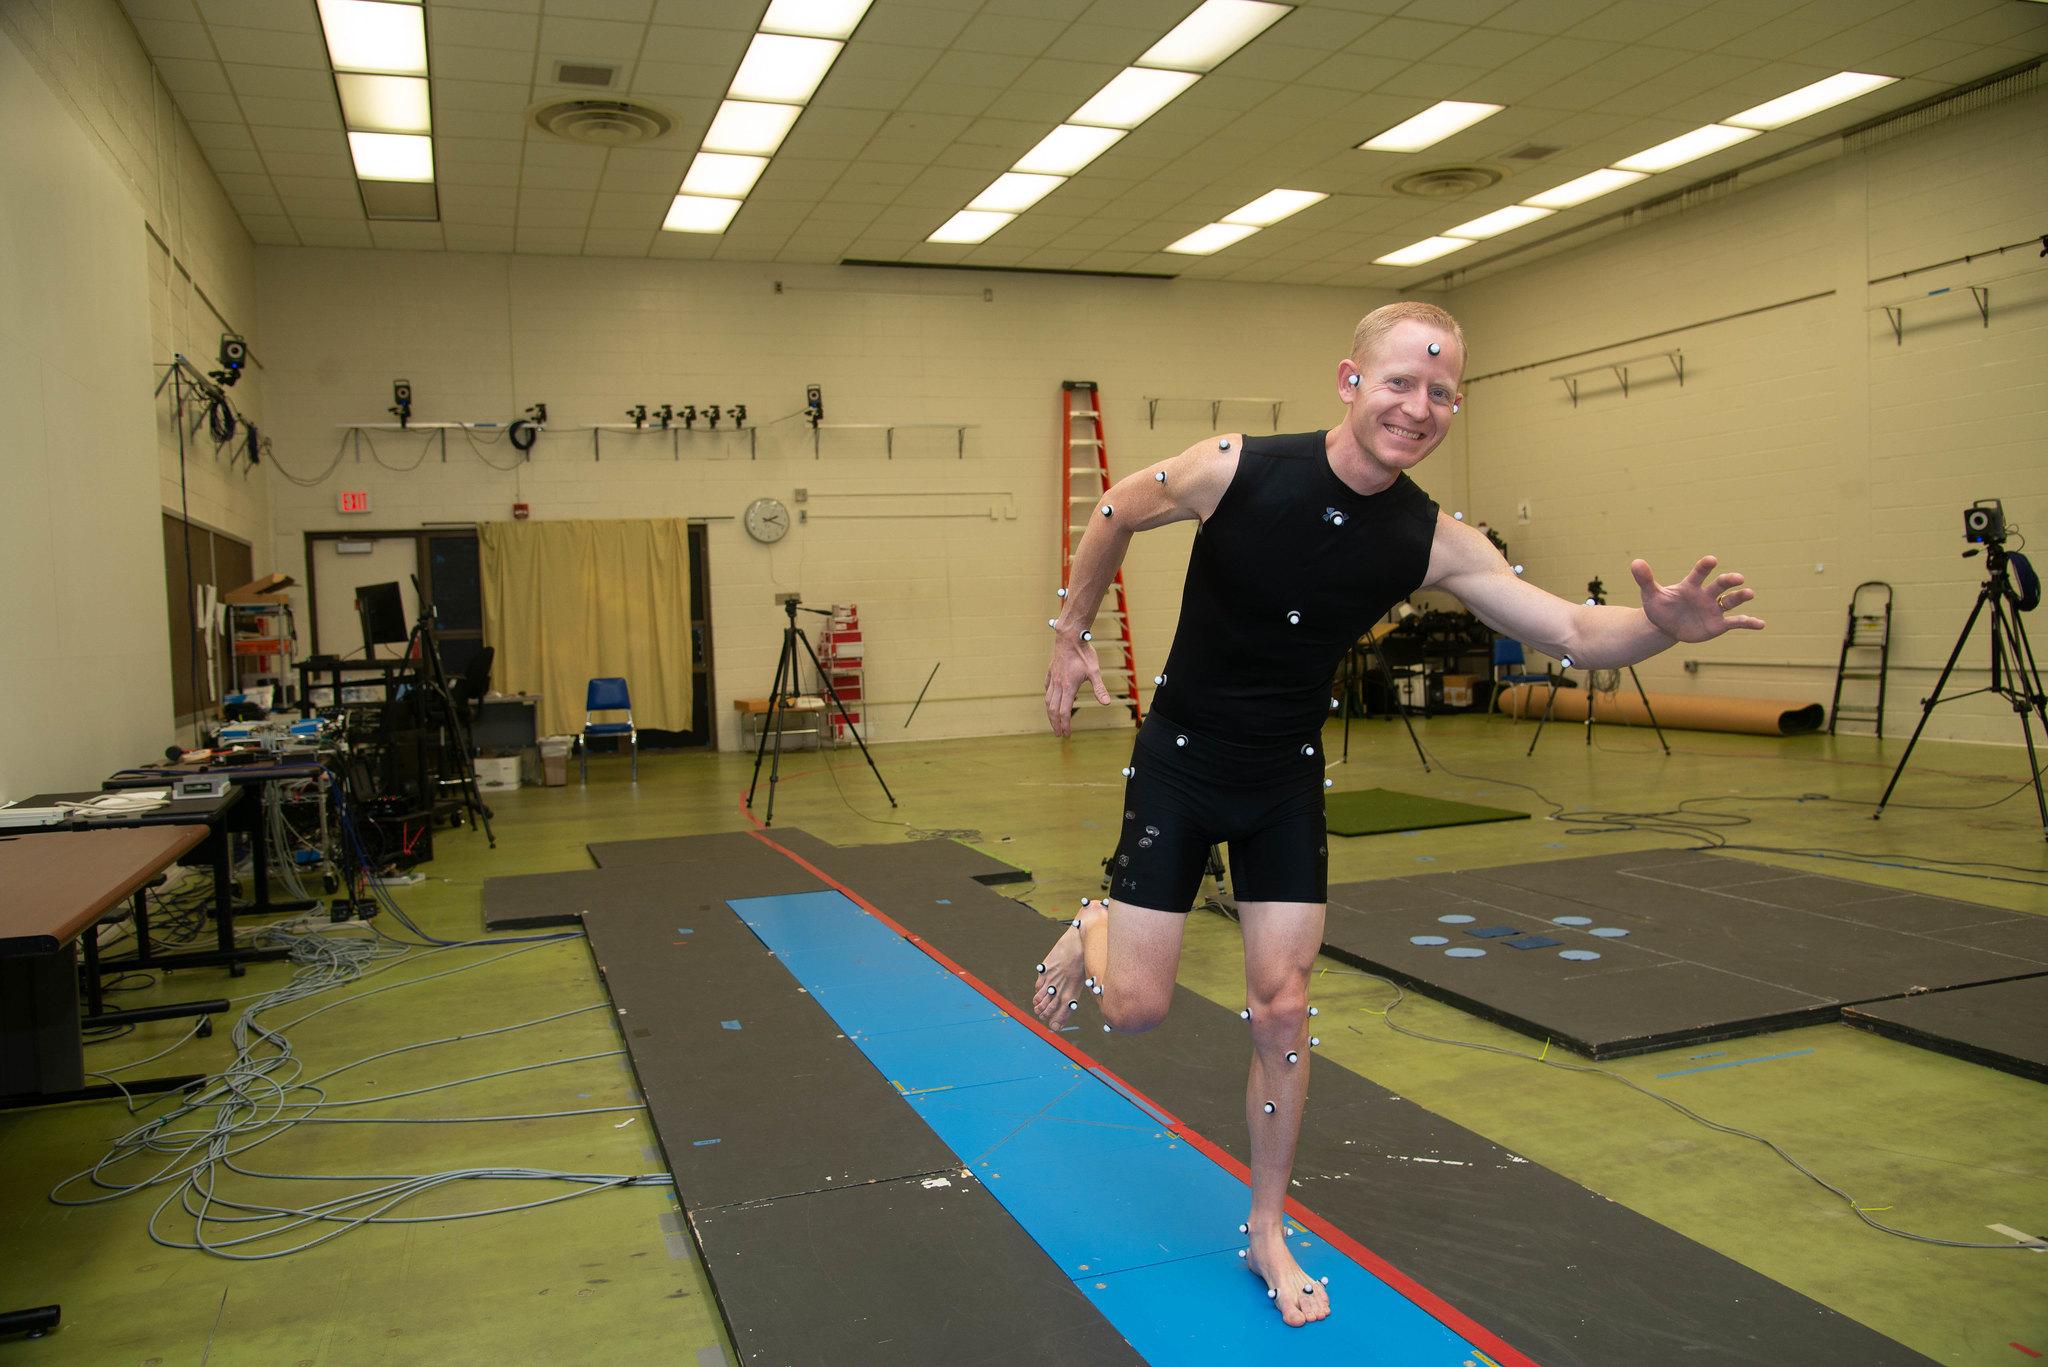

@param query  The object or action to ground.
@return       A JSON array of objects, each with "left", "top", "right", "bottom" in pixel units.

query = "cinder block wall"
[{"left": 1444, "top": 84, "right": 2047, "bottom": 746}]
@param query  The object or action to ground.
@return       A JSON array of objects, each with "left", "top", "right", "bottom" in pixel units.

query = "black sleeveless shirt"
[{"left": 1150, "top": 430, "right": 1439, "bottom": 743}]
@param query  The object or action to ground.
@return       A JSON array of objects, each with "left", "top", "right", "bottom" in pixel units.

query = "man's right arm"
[{"left": 1045, "top": 435, "right": 1240, "bottom": 736}]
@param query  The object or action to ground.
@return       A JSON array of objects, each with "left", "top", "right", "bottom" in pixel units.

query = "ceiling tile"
[
  {"left": 154, "top": 57, "right": 232, "bottom": 94},
  {"left": 1484, "top": 0, "right": 1614, "bottom": 38},
  {"left": 238, "top": 96, "right": 342, "bottom": 131},
  {"left": 435, "top": 80, "right": 537, "bottom": 114},
  {"left": 545, "top": 0, "right": 657, "bottom": 22},
  {"left": 120, "top": 0, "right": 203, "bottom": 22},
  {"left": 201, "top": 146, "right": 266, "bottom": 175},
  {"left": 223, "top": 62, "right": 332, "bottom": 101},
  {"left": 582, "top": 228, "right": 656, "bottom": 256},
  {"left": 537, "top": 16, "right": 650, "bottom": 64},
  {"left": 431, "top": 7, "right": 543, "bottom": 53},
  {"left": 638, "top": 25, "right": 750, "bottom": 66},
  {"left": 189, "top": 120, "right": 257, "bottom": 151},
  {"left": 434, "top": 44, "right": 539, "bottom": 84},
  {"left": 291, "top": 218, "right": 374, "bottom": 248},
  {"left": 367, "top": 221, "right": 446, "bottom": 250},
  {"left": 445, "top": 225, "right": 517, "bottom": 252},
  {"left": 260, "top": 148, "right": 353, "bottom": 179},
  {"left": 207, "top": 25, "right": 327, "bottom": 68},
  {"left": 195, "top": 0, "right": 316, "bottom": 33},
  {"left": 172, "top": 90, "right": 244, "bottom": 123}
]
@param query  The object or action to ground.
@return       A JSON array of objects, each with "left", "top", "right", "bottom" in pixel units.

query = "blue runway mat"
[{"left": 730, "top": 890, "right": 1487, "bottom": 1365}]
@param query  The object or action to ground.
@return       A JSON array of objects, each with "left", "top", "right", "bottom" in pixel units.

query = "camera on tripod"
[{"left": 1964, "top": 498, "right": 2006, "bottom": 545}]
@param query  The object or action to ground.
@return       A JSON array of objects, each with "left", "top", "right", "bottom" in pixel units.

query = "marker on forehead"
[{"left": 1428, "top": 342, "right": 1441, "bottom": 356}]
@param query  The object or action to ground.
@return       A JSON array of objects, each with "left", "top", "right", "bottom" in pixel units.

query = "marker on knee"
[
  {"left": 1261, "top": 1101, "right": 1275, "bottom": 1114},
  {"left": 1286, "top": 1051, "right": 1298, "bottom": 1065}
]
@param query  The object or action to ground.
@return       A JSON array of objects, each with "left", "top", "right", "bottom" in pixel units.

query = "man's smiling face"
[{"left": 1338, "top": 318, "right": 1464, "bottom": 475}]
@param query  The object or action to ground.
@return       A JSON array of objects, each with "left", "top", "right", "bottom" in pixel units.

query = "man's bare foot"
[
  {"left": 1244, "top": 1222, "right": 1330, "bottom": 1327},
  {"left": 1031, "top": 900, "right": 1101, "bottom": 1026}
]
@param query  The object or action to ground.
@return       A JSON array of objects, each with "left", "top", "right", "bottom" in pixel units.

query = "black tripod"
[
  {"left": 1875, "top": 539, "right": 2047, "bottom": 839},
  {"left": 1527, "top": 577, "right": 1669, "bottom": 757},
  {"left": 747, "top": 597, "right": 896, "bottom": 826},
  {"left": 1336, "top": 626, "right": 1429, "bottom": 771},
  {"left": 406, "top": 578, "right": 495, "bottom": 848}
]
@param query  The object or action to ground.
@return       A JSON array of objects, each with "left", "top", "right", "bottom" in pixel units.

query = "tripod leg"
[
  {"left": 1627, "top": 666, "right": 1671, "bottom": 755},
  {"left": 1876, "top": 587, "right": 1991, "bottom": 818},
  {"left": 796, "top": 628, "right": 897, "bottom": 807},
  {"left": 1369, "top": 640, "right": 1429, "bottom": 773},
  {"left": 1991, "top": 596, "right": 2048, "bottom": 840},
  {"left": 1528, "top": 671, "right": 1562, "bottom": 757},
  {"left": 747, "top": 626, "right": 795, "bottom": 815}
]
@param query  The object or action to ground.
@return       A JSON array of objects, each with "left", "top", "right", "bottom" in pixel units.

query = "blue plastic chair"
[
  {"left": 581, "top": 676, "right": 637, "bottom": 783},
  {"left": 1491, "top": 639, "right": 1557, "bottom": 722}
]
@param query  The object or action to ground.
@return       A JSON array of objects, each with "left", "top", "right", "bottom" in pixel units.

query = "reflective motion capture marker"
[
  {"left": 1329, "top": 697, "right": 1340, "bottom": 710},
  {"left": 1100, "top": 504, "right": 1113, "bottom": 517},
  {"left": 1121, "top": 766, "right": 1135, "bottom": 778},
  {"left": 1332, "top": 512, "right": 1346, "bottom": 526},
  {"left": 1239, "top": 1223, "right": 1248, "bottom": 1234},
  {"left": 1219, "top": 438, "right": 1232, "bottom": 451},
  {"left": 1035, "top": 962, "right": 1046, "bottom": 974},
  {"left": 1153, "top": 674, "right": 1165, "bottom": 686},
  {"left": 1307, "top": 1006, "right": 1319, "bottom": 1017},
  {"left": 1286, "top": 1051, "right": 1298, "bottom": 1065},
  {"left": 1262, "top": 1101, "right": 1276, "bottom": 1114},
  {"left": 1427, "top": 341, "right": 1441, "bottom": 356},
  {"left": 1324, "top": 778, "right": 1334, "bottom": 789},
  {"left": 1238, "top": 1248, "right": 1248, "bottom": 1259},
  {"left": 1286, "top": 610, "right": 1302, "bottom": 625},
  {"left": 1239, "top": 1008, "right": 1252, "bottom": 1021},
  {"left": 1155, "top": 470, "right": 1167, "bottom": 483},
  {"left": 1057, "top": 587, "right": 1068, "bottom": 598},
  {"left": 1301, "top": 744, "right": 1315, "bottom": 757},
  {"left": 1560, "top": 656, "right": 1575, "bottom": 669},
  {"left": 1081, "top": 630, "right": 1093, "bottom": 642},
  {"left": 1174, "top": 734, "right": 1188, "bottom": 748},
  {"left": 1309, "top": 1035, "right": 1321, "bottom": 1047},
  {"left": 1067, "top": 1000, "right": 1078, "bottom": 1013}
]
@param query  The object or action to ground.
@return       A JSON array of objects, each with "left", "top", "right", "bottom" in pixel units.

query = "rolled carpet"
[{"left": 1496, "top": 684, "right": 1825, "bottom": 736}]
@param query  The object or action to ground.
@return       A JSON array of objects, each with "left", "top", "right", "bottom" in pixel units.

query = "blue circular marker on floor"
[
  {"left": 1559, "top": 949, "right": 1601, "bottom": 961},
  {"left": 1590, "top": 927, "right": 1629, "bottom": 938},
  {"left": 1410, "top": 935, "right": 1449, "bottom": 946},
  {"left": 1551, "top": 915, "right": 1592, "bottom": 926},
  {"left": 1438, "top": 914, "right": 1475, "bottom": 924},
  {"left": 1445, "top": 946, "right": 1486, "bottom": 958}
]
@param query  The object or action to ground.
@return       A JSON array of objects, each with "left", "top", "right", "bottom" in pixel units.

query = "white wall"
[
  {"left": 253, "top": 250, "right": 1398, "bottom": 748},
  {"left": 1445, "top": 85, "right": 2048, "bottom": 746},
  {"left": 0, "top": 27, "right": 166, "bottom": 797},
  {"left": 0, "top": 0, "right": 269, "bottom": 781}
]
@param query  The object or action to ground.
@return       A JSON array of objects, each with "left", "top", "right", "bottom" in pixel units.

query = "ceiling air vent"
[
  {"left": 531, "top": 98, "right": 674, "bottom": 146},
  {"left": 554, "top": 61, "right": 617, "bottom": 88},
  {"left": 1387, "top": 165, "right": 1502, "bottom": 198},
  {"left": 1504, "top": 143, "right": 1561, "bottom": 161}
]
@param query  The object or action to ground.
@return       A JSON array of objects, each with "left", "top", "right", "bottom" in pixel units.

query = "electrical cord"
[
  {"left": 265, "top": 430, "right": 351, "bottom": 488},
  {"left": 463, "top": 424, "right": 530, "bottom": 471}
]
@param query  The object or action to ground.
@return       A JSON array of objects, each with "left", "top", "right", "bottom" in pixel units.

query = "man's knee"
[
  {"left": 1247, "top": 983, "right": 1307, "bottom": 1049},
  {"left": 1104, "top": 988, "right": 1171, "bottom": 1034}
]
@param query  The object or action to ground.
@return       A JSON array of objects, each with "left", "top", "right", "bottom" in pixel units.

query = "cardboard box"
[
  {"left": 475, "top": 755, "right": 521, "bottom": 790},
  {"left": 1441, "top": 673, "right": 1480, "bottom": 708},
  {"left": 223, "top": 572, "right": 297, "bottom": 605}
]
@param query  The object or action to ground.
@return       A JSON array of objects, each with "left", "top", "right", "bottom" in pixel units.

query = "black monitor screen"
[{"left": 357, "top": 581, "right": 408, "bottom": 648}]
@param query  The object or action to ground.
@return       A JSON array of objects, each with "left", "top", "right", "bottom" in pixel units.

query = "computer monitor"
[{"left": 356, "top": 581, "right": 408, "bottom": 658}]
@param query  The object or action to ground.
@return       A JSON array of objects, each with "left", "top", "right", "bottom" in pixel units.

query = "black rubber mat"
[
  {"left": 589, "top": 830, "right": 1031, "bottom": 884},
  {"left": 1843, "top": 976, "right": 2048, "bottom": 1082},
  {"left": 1320, "top": 849, "right": 2048, "bottom": 1058},
  {"left": 581, "top": 830, "right": 1137, "bottom": 1364},
  {"left": 752, "top": 829, "right": 1930, "bottom": 1367}
]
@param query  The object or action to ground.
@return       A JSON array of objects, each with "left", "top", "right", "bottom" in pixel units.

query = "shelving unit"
[
  {"left": 816, "top": 604, "right": 864, "bottom": 740},
  {"left": 229, "top": 601, "right": 296, "bottom": 703}
]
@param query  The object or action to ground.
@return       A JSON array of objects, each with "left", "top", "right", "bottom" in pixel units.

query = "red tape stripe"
[{"left": 738, "top": 792, "right": 1539, "bottom": 1367}]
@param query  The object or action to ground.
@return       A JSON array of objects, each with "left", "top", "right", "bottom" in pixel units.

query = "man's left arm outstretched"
[{"left": 1421, "top": 511, "right": 1767, "bottom": 667}]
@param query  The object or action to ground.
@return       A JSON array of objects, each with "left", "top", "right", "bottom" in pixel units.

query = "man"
[{"left": 1035, "top": 300, "right": 1764, "bottom": 1327}]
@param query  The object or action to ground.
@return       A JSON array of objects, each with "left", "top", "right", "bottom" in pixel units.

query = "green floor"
[{"left": 4, "top": 715, "right": 2044, "bottom": 1365}]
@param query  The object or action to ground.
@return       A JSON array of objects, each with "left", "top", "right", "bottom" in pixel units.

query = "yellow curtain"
[{"left": 477, "top": 518, "right": 694, "bottom": 738}]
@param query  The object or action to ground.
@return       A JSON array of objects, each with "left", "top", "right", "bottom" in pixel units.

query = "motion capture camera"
[
  {"left": 214, "top": 332, "right": 247, "bottom": 387},
  {"left": 731, "top": 403, "right": 747, "bottom": 429},
  {"left": 679, "top": 404, "right": 697, "bottom": 430},
  {"left": 1964, "top": 498, "right": 2006, "bottom": 545},
  {"left": 1585, "top": 576, "right": 1607, "bottom": 608},
  {"left": 656, "top": 404, "right": 673, "bottom": 429},
  {"left": 626, "top": 404, "right": 647, "bottom": 429},
  {"left": 805, "top": 384, "right": 824, "bottom": 428},
  {"left": 390, "top": 379, "right": 413, "bottom": 428},
  {"left": 706, "top": 404, "right": 723, "bottom": 429}
]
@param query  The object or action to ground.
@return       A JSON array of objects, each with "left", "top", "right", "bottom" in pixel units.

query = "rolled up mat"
[{"left": 1496, "top": 684, "right": 1825, "bottom": 736}]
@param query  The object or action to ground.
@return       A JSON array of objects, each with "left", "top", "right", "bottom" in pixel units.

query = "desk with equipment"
[
  {"left": 11, "top": 789, "right": 289, "bottom": 979},
  {"left": 106, "top": 758, "right": 333, "bottom": 917}
]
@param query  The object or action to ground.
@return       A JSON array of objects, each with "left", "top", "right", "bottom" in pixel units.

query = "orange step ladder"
[{"left": 1060, "top": 380, "right": 1142, "bottom": 724}]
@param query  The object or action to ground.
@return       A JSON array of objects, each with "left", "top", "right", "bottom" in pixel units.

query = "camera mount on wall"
[
  {"left": 626, "top": 404, "right": 648, "bottom": 429},
  {"left": 210, "top": 332, "right": 247, "bottom": 388},
  {"left": 390, "top": 379, "right": 413, "bottom": 428}
]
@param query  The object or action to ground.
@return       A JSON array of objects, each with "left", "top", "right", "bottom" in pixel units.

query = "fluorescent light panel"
[
  {"left": 729, "top": 33, "right": 843, "bottom": 103},
  {"left": 664, "top": 195, "right": 743, "bottom": 233},
  {"left": 1013, "top": 124, "right": 1125, "bottom": 175},
  {"left": 1522, "top": 167, "right": 1645, "bottom": 209},
  {"left": 334, "top": 73, "right": 429, "bottom": 134},
  {"left": 1614, "top": 123, "right": 1758, "bottom": 172},
  {"left": 758, "top": 0, "right": 873, "bottom": 40},
  {"left": 683, "top": 152, "right": 769, "bottom": 197},
  {"left": 1069, "top": 67, "right": 1199, "bottom": 129},
  {"left": 1373, "top": 235, "right": 1472, "bottom": 267},
  {"left": 317, "top": 0, "right": 426, "bottom": 77},
  {"left": 1443, "top": 203, "right": 1552, "bottom": 239},
  {"left": 1167, "top": 222, "right": 1260, "bottom": 255},
  {"left": 927, "top": 210, "right": 1014, "bottom": 245},
  {"left": 1360, "top": 100, "right": 1501, "bottom": 153},
  {"left": 348, "top": 130, "right": 433, "bottom": 182},
  {"left": 1725, "top": 71, "right": 1897, "bottom": 129},
  {"left": 1222, "top": 188, "right": 1324, "bottom": 226},
  {"left": 1138, "top": 0, "right": 1290, "bottom": 73},
  {"left": 703, "top": 100, "right": 802, "bottom": 155},
  {"left": 968, "top": 173, "right": 1065, "bottom": 213}
]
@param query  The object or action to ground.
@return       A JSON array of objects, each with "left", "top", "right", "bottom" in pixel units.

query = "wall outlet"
[
  {"left": 1517, "top": 500, "right": 1531, "bottom": 523},
  {"left": 793, "top": 488, "right": 807, "bottom": 503}
]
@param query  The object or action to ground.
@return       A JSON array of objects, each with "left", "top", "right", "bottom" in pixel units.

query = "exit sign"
[{"left": 338, "top": 490, "right": 371, "bottom": 514}]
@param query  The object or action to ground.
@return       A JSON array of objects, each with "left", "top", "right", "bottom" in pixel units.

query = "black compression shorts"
[{"left": 1106, "top": 711, "right": 1328, "bottom": 912}]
